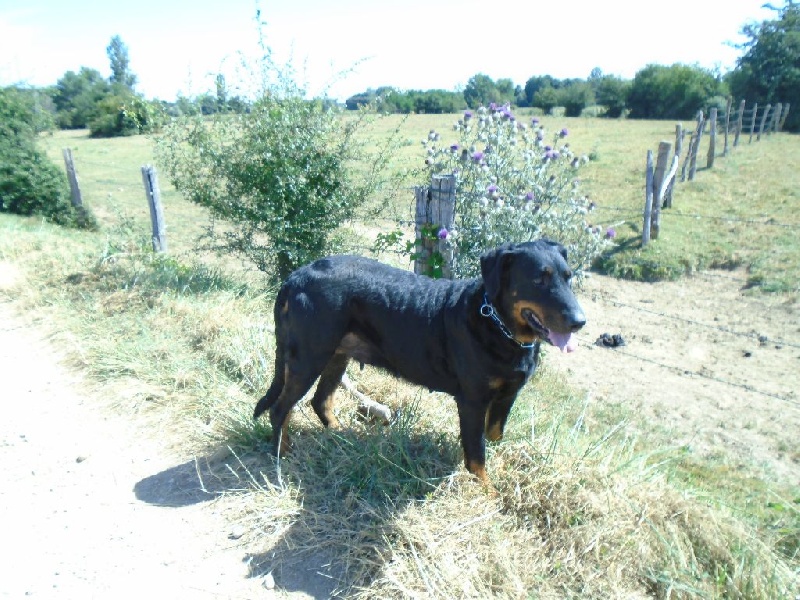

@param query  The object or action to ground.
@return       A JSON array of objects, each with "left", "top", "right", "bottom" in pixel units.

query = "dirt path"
[{"left": 0, "top": 271, "right": 267, "bottom": 598}]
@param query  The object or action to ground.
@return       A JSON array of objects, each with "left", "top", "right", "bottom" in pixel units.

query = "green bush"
[
  {"left": 89, "top": 93, "right": 166, "bottom": 137},
  {"left": 158, "top": 81, "right": 398, "bottom": 283},
  {"left": 0, "top": 86, "right": 96, "bottom": 228}
]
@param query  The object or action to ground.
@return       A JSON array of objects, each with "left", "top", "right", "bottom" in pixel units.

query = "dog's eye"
[{"left": 532, "top": 277, "right": 544, "bottom": 286}]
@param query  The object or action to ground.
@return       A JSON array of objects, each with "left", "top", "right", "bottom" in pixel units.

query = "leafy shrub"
[
  {"left": 89, "top": 93, "right": 166, "bottom": 137},
  {"left": 0, "top": 86, "right": 96, "bottom": 228},
  {"left": 628, "top": 64, "right": 726, "bottom": 120},
  {"left": 413, "top": 105, "right": 610, "bottom": 278},
  {"left": 158, "top": 85, "right": 398, "bottom": 283}
]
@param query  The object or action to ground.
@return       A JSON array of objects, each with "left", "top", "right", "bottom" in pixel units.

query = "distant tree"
[
  {"left": 463, "top": 74, "right": 513, "bottom": 108},
  {"left": 0, "top": 86, "right": 95, "bottom": 228},
  {"left": 627, "top": 64, "right": 725, "bottom": 119},
  {"left": 53, "top": 67, "right": 110, "bottom": 128},
  {"left": 523, "top": 75, "right": 560, "bottom": 107},
  {"left": 107, "top": 35, "right": 137, "bottom": 90},
  {"left": 595, "top": 75, "right": 631, "bottom": 117},
  {"left": 727, "top": 1, "right": 800, "bottom": 131},
  {"left": 560, "top": 81, "right": 595, "bottom": 116},
  {"left": 532, "top": 84, "right": 560, "bottom": 114}
]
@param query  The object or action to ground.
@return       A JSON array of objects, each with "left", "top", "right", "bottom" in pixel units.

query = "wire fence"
[{"left": 641, "top": 99, "right": 791, "bottom": 246}]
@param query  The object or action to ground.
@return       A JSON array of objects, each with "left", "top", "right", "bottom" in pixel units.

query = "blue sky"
[{"left": 0, "top": 0, "right": 776, "bottom": 101}]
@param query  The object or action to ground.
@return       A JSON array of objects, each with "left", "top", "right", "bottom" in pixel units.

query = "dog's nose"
[{"left": 567, "top": 310, "right": 586, "bottom": 332}]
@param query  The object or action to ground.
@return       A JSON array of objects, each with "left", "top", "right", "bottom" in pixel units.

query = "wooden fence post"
[
  {"left": 663, "top": 124, "right": 683, "bottom": 208},
  {"left": 62, "top": 148, "right": 83, "bottom": 209},
  {"left": 749, "top": 102, "right": 758, "bottom": 143},
  {"left": 642, "top": 150, "right": 654, "bottom": 247},
  {"left": 778, "top": 103, "right": 790, "bottom": 130},
  {"left": 723, "top": 97, "right": 732, "bottom": 156},
  {"left": 771, "top": 103, "right": 783, "bottom": 133},
  {"left": 688, "top": 111, "right": 705, "bottom": 181},
  {"left": 414, "top": 174, "right": 455, "bottom": 278},
  {"left": 707, "top": 107, "right": 718, "bottom": 168},
  {"left": 733, "top": 100, "right": 746, "bottom": 147},
  {"left": 141, "top": 165, "right": 167, "bottom": 253},
  {"left": 757, "top": 104, "right": 771, "bottom": 140}
]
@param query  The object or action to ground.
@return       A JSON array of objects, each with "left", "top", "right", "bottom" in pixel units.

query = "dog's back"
[{"left": 276, "top": 255, "right": 477, "bottom": 394}]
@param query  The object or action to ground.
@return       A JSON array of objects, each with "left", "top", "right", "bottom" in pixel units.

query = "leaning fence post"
[
  {"left": 707, "top": 108, "right": 718, "bottom": 169},
  {"left": 141, "top": 165, "right": 167, "bottom": 253},
  {"left": 651, "top": 141, "right": 673, "bottom": 238},
  {"left": 688, "top": 111, "right": 705, "bottom": 181},
  {"left": 664, "top": 125, "right": 683, "bottom": 208},
  {"left": 757, "top": 104, "right": 771, "bottom": 141},
  {"left": 770, "top": 103, "right": 783, "bottom": 133},
  {"left": 642, "top": 150, "right": 654, "bottom": 247},
  {"left": 62, "top": 148, "right": 83, "bottom": 209},
  {"left": 749, "top": 102, "right": 758, "bottom": 143},
  {"left": 414, "top": 174, "right": 455, "bottom": 278},
  {"left": 778, "top": 103, "right": 790, "bottom": 130},
  {"left": 723, "top": 97, "right": 732, "bottom": 156},
  {"left": 733, "top": 100, "right": 746, "bottom": 147}
]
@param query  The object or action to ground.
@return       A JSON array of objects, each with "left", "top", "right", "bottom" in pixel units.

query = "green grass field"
[{"left": 1, "top": 117, "right": 797, "bottom": 597}]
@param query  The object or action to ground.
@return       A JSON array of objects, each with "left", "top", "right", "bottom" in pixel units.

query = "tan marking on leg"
[
  {"left": 278, "top": 418, "right": 292, "bottom": 455},
  {"left": 317, "top": 393, "right": 340, "bottom": 429},
  {"left": 485, "top": 422, "right": 503, "bottom": 442},
  {"left": 466, "top": 459, "right": 489, "bottom": 483}
]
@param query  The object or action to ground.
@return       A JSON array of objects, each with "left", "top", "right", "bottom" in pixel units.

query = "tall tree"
[
  {"left": 627, "top": 64, "right": 724, "bottom": 119},
  {"left": 53, "top": 67, "right": 110, "bottom": 128},
  {"left": 106, "top": 35, "right": 137, "bottom": 90},
  {"left": 727, "top": 1, "right": 799, "bottom": 131}
]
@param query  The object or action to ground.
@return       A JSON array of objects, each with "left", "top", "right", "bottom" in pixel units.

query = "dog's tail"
[
  {"left": 253, "top": 345, "right": 285, "bottom": 419},
  {"left": 253, "top": 286, "right": 290, "bottom": 420}
]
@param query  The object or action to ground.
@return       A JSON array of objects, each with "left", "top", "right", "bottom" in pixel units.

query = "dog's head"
[{"left": 480, "top": 240, "right": 586, "bottom": 351}]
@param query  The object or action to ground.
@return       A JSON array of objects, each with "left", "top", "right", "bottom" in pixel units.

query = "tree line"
[{"left": 3, "top": 1, "right": 798, "bottom": 140}]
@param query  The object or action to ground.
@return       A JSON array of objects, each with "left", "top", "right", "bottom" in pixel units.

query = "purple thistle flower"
[
  {"left": 560, "top": 128, "right": 569, "bottom": 137},
  {"left": 525, "top": 191, "right": 535, "bottom": 202},
  {"left": 471, "top": 151, "right": 484, "bottom": 162},
  {"left": 531, "top": 117, "right": 540, "bottom": 125},
  {"left": 606, "top": 227, "right": 617, "bottom": 239},
  {"left": 450, "top": 143, "right": 460, "bottom": 152},
  {"left": 464, "top": 110, "right": 473, "bottom": 120},
  {"left": 544, "top": 149, "right": 557, "bottom": 160},
  {"left": 437, "top": 227, "right": 448, "bottom": 240}
]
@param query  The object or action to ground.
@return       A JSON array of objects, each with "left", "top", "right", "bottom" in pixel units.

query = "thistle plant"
[{"left": 421, "top": 104, "right": 610, "bottom": 278}]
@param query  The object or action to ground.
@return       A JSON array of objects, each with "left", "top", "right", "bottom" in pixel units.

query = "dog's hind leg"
[
  {"left": 310, "top": 353, "right": 350, "bottom": 428},
  {"left": 267, "top": 367, "right": 320, "bottom": 456}
]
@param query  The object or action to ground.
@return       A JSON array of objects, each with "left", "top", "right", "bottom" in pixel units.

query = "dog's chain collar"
[{"left": 480, "top": 294, "right": 536, "bottom": 349}]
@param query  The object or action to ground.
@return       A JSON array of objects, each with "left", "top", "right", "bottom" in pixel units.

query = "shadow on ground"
[{"left": 135, "top": 423, "right": 462, "bottom": 598}]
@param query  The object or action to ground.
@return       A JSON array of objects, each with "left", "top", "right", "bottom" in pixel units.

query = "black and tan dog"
[{"left": 254, "top": 239, "right": 586, "bottom": 483}]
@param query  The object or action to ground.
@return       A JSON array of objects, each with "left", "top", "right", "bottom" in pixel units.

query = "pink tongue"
[{"left": 548, "top": 331, "right": 577, "bottom": 353}]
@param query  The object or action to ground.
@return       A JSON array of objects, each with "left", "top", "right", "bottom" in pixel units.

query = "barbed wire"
[
  {"left": 593, "top": 204, "right": 798, "bottom": 229},
  {"left": 583, "top": 341, "right": 799, "bottom": 407},
  {"left": 607, "top": 298, "right": 800, "bottom": 350}
]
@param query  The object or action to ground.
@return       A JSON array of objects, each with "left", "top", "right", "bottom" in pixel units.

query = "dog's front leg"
[{"left": 456, "top": 398, "right": 490, "bottom": 484}]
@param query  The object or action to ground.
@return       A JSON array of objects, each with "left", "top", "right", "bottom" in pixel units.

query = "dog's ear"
[
  {"left": 541, "top": 238, "right": 568, "bottom": 262},
  {"left": 481, "top": 244, "right": 513, "bottom": 300}
]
